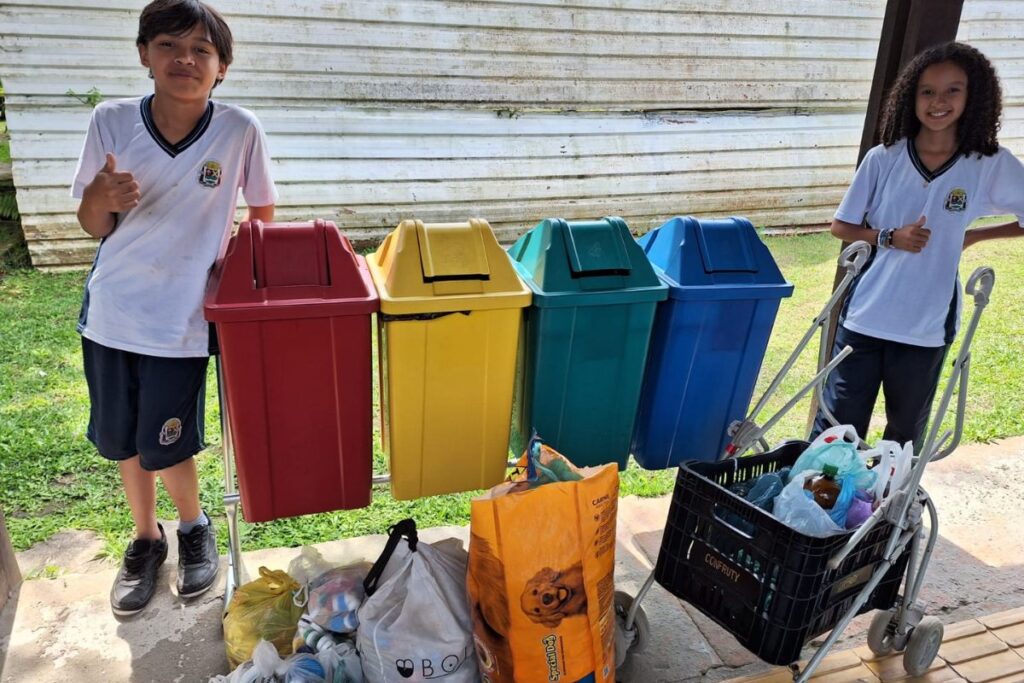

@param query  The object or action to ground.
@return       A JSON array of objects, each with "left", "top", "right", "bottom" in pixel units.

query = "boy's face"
[
  {"left": 138, "top": 23, "right": 227, "bottom": 102},
  {"left": 915, "top": 61, "right": 968, "bottom": 137}
]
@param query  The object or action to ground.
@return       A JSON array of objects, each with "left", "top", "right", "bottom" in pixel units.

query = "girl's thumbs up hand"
[{"left": 892, "top": 216, "right": 931, "bottom": 253}]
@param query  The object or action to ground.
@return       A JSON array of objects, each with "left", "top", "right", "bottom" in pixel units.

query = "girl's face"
[{"left": 915, "top": 61, "right": 968, "bottom": 137}]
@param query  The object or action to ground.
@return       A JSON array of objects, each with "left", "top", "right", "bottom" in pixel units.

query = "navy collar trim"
[
  {"left": 908, "top": 139, "right": 961, "bottom": 182},
  {"left": 140, "top": 95, "right": 214, "bottom": 158}
]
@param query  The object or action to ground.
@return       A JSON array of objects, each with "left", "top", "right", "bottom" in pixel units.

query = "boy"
[{"left": 72, "top": 0, "right": 276, "bottom": 615}]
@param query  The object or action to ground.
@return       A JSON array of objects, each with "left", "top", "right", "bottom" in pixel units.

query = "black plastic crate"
[{"left": 654, "top": 441, "right": 910, "bottom": 665}]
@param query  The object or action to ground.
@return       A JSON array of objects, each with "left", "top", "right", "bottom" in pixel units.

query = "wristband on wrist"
[{"left": 876, "top": 227, "right": 892, "bottom": 249}]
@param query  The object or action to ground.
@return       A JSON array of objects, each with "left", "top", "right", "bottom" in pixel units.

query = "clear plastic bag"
[
  {"left": 307, "top": 564, "right": 369, "bottom": 635},
  {"left": 792, "top": 426, "right": 876, "bottom": 491},
  {"left": 288, "top": 547, "right": 338, "bottom": 590},
  {"left": 773, "top": 471, "right": 844, "bottom": 536},
  {"left": 315, "top": 639, "right": 363, "bottom": 683},
  {"left": 211, "top": 640, "right": 327, "bottom": 683}
]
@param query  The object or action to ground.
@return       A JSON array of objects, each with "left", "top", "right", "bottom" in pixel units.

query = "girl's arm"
[
  {"left": 831, "top": 216, "right": 931, "bottom": 253},
  {"left": 830, "top": 218, "right": 879, "bottom": 245},
  {"left": 963, "top": 220, "right": 1023, "bottom": 248}
]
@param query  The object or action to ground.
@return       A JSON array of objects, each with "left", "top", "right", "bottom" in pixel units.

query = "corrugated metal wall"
[{"left": 0, "top": 0, "right": 1021, "bottom": 269}]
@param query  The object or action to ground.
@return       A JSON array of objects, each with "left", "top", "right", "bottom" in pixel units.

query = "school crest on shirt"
[
  {"left": 159, "top": 417, "right": 182, "bottom": 446},
  {"left": 945, "top": 187, "right": 967, "bottom": 212},
  {"left": 198, "top": 159, "right": 222, "bottom": 188}
]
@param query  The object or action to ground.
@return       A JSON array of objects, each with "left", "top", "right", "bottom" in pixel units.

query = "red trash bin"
[{"left": 204, "top": 220, "right": 378, "bottom": 522}]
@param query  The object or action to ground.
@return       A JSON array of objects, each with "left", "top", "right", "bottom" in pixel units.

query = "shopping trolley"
[{"left": 614, "top": 240, "right": 996, "bottom": 680}]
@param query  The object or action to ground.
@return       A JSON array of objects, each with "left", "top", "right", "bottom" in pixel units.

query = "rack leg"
[{"left": 216, "top": 357, "right": 244, "bottom": 608}]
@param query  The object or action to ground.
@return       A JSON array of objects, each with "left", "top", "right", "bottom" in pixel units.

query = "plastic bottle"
[{"left": 804, "top": 464, "right": 841, "bottom": 510}]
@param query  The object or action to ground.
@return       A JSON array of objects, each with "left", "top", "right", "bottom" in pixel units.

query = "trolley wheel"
[
  {"left": 613, "top": 590, "right": 650, "bottom": 668},
  {"left": 904, "top": 617, "right": 943, "bottom": 677},
  {"left": 867, "top": 609, "right": 898, "bottom": 657}
]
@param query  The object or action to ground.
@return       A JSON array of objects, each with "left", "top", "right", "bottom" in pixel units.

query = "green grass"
[
  {"left": 2, "top": 232, "right": 1023, "bottom": 556},
  {"left": 0, "top": 120, "right": 9, "bottom": 164}
]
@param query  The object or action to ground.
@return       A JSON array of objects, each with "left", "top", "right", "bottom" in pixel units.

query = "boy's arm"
[
  {"left": 247, "top": 204, "right": 275, "bottom": 223},
  {"left": 77, "top": 153, "right": 140, "bottom": 238},
  {"left": 964, "top": 221, "right": 1024, "bottom": 248}
]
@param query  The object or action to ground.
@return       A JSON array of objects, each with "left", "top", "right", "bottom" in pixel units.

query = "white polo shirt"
[
  {"left": 837, "top": 139, "right": 1024, "bottom": 347},
  {"left": 72, "top": 96, "right": 277, "bottom": 357}
]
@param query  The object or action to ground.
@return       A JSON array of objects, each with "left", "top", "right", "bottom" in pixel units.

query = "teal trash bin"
[
  {"left": 631, "top": 216, "right": 794, "bottom": 469},
  {"left": 508, "top": 217, "right": 668, "bottom": 468}
]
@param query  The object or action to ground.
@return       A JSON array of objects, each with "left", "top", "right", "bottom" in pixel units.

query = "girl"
[{"left": 813, "top": 41, "right": 1024, "bottom": 447}]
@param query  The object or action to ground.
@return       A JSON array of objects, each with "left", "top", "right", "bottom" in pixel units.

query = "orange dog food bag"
[{"left": 468, "top": 441, "right": 618, "bottom": 683}]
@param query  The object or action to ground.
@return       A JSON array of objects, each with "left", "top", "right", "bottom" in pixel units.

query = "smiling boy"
[{"left": 72, "top": 0, "right": 276, "bottom": 615}]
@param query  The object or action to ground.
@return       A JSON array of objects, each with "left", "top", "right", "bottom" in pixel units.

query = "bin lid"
[
  {"left": 204, "top": 220, "right": 379, "bottom": 322},
  {"left": 367, "top": 218, "right": 531, "bottom": 315},
  {"left": 637, "top": 216, "right": 794, "bottom": 301},
  {"left": 507, "top": 217, "right": 667, "bottom": 308}
]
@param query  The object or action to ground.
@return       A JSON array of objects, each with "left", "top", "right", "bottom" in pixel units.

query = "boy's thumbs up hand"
[
  {"left": 892, "top": 215, "right": 931, "bottom": 253},
  {"left": 85, "top": 152, "right": 140, "bottom": 212}
]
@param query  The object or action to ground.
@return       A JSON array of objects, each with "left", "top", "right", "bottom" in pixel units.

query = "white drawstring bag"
[{"left": 356, "top": 519, "right": 479, "bottom": 683}]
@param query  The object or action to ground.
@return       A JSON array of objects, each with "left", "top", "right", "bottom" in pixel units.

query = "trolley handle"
[
  {"left": 966, "top": 266, "right": 995, "bottom": 304},
  {"left": 722, "top": 241, "right": 871, "bottom": 458},
  {"left": 839, "top": 240, "right": 871, "bottom": 274}
]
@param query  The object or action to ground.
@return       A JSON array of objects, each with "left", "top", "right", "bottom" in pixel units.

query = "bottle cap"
[{"left": 822, "top": 464, "right": 839, "bottom": 477}]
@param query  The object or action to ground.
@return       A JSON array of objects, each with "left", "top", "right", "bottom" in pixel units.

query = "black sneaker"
[
  {"left": 110, "top": 525, "right": 168, "bottom": 616},
  {"left": 177, "top": 517, "right": 219, "bottom": 598}
]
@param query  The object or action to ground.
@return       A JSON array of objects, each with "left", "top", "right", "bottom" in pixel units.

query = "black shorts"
[
  {"left": 811, "top": 325, "right": 947, "bottom": 449},
  {"left": 81, "top": 337, "right": 209, "bottom": 471}
]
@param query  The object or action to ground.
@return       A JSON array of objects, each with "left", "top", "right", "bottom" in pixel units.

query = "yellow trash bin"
[{"left": 368, "top": 219, "right": 532, "bottom": 499}]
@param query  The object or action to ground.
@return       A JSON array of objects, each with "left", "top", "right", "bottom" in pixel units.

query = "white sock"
[{"left": 178, "top": 511, "right": 209, "bottom": 535}]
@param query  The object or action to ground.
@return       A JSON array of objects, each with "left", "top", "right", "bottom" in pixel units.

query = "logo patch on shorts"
[
  {"left": 945, "top": 187, "right": 967, "bottom": 212},
  {"left": 159, "top": 418, "right": 183, "bottom": 446},
  {"left": 198, "top": 160, "right": 222, "bottom": 188}
]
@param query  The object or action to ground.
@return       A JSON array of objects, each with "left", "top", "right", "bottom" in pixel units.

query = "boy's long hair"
[
  {"left": 878, "top": 41, "right": 1001, "bottom": 157},
  {"left": 137, "top": 0, "right": 233, "bottom": 87}
]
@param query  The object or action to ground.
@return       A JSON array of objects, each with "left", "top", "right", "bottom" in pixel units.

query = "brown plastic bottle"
[{"left": 804, "top": 464, "right": 841, "bottom": 510}]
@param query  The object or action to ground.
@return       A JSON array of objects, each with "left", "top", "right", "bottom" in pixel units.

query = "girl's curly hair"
[{"left": 878, "top": 41, "right": 1001, "bottom": 157}]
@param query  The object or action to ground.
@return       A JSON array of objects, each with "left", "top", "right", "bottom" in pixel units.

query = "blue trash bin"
[{"left": 631, "top": 216, "right": 794, "bottom": 468}]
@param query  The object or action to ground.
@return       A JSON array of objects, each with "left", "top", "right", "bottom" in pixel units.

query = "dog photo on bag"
[{"left": 520, "top": 564, "right": 588, "bottom": 628}]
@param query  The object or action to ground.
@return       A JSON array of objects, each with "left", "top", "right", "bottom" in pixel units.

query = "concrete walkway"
[{"left": 1, "top": 436, "right": 1022, "bottom": 683}]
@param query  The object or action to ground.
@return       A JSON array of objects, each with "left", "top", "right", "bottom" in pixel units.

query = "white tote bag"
[{"left": 357, "top": 519, "right": 480, "bottom": 683}]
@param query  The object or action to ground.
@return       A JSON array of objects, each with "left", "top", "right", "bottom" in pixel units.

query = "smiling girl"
[{"left": 812, "top": 42, "right": 1024, "bottom": 448}]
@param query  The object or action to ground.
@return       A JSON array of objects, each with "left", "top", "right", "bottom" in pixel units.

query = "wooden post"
[
  {"left": 0, "top": 509, "right": 21, "bottom": 611},
  {"left": 809, "top": 0, "right": 965, "bottom": 429}
]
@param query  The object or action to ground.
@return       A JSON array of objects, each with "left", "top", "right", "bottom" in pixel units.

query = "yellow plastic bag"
[
  {"left": 223, "top": 567, "right": 305, "bottom": 668},
  {"left": 467, "top": 439, "right": 619, "bottom": 683}
]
